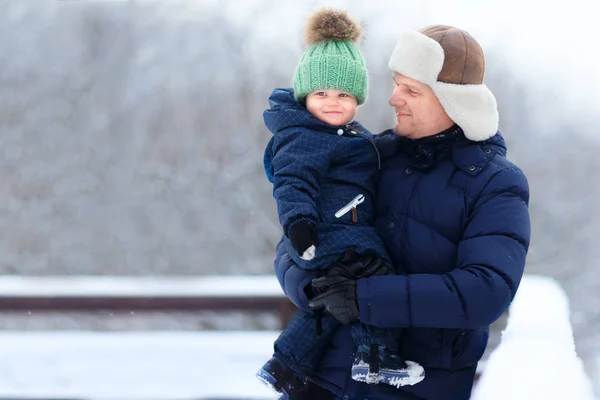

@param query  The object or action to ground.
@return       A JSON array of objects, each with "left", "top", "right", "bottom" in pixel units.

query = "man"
[{"left": 274, "top": 25, "right": 531, "bottom": 400}]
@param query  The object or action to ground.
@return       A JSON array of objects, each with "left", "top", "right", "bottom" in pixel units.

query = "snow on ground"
[
  {"left": 0, "top": 331, "right": 279, "bottom": 399},
  {"left": 471, "top": 275, "right": 595, "bottom": 400}
]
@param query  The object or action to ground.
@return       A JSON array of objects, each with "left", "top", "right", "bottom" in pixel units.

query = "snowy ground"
[
  {"left": 471, "top": 276, "right": 595, "bottom": 400},
  {"left": 0, "top": 331, "right": 279, "bottom": 400}
]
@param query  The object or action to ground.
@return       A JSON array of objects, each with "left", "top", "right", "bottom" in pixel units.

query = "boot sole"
[
  {"left": 351, "top": 363, "right": 381, "bottom": 384},
  {"left": 255, "top": 368, "right": 286, "bottom": 399},
  {"left": 379, "top": 362, "right": 425, "bottom": 388}
]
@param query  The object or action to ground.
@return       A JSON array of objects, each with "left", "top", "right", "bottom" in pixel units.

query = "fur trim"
[
  {"left": 388, "top": 30, "right": 498, "bottom": 141},
  {"left": 305, "top": 9, "right": 361, "bottom": 46},
  {"left": 387, "top": 30, "right": 443, "bottom": 85},
  {"left": 433, "top": 82, "right": 499, "bottom": 141}
]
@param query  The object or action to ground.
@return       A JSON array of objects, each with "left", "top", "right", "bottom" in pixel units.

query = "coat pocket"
[
  {"left": 440, "top": 329, "right": 457, "bottom": 369},
  {"left": 450, "top": 327, "right": 489, "bottom": 369}
]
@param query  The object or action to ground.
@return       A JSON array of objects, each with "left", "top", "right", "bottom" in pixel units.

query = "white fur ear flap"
[
  {"left": 433, "top": 82, "right": 499, "bottom": 141},
  {"left": 388, "top": 30, "right": 444, "bottom": 85}
]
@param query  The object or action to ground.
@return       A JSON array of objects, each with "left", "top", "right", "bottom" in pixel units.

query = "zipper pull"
[
  {"left": 351, "top": 207, "right": 358, "bottom": 223},
  {"left": 335, "top": 194, "right": 365, "bottom": 218}
]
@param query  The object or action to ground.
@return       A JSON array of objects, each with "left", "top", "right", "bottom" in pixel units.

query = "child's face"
[{"left": 305, "top": 89, "right": 358, "bottom": 126}]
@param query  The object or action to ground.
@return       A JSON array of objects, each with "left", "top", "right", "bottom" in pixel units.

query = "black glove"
[
  {"left": 325, "top": 249, "right": 390, "bottom": 281},
  {"left": 308, "top": 252, "right": 389, "bottom": 324},
  {"left": 288, "top": 221, "right": 318, "bottom": 260},
  {"left": 309, "top": 278, "right": 358, "bottom": 324}
]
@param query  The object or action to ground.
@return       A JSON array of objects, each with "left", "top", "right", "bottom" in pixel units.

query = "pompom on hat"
[
  {"left": 293, "top": 9, "right": 368, "bottom": 105},
  {"left": 388, "top": 25, "right": 499, "bottom": 141}
]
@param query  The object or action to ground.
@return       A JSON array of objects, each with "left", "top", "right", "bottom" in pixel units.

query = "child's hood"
[{"left": 263, "top": 87, "right": 338, "bottom": 135}]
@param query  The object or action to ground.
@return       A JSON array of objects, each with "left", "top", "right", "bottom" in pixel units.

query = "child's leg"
[
  {"left": 273, "top": 309, "right": 340, "bottom": 374},
  {"left": 256, "top": 310, "right": 340, "bottom": 397}
]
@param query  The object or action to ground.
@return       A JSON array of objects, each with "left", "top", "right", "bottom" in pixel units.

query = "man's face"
[
  {"left": 388, "top": 73, "right": 454, "bottom": 139},
  {"left": 306, "top": 89, "right": 358, "bottom": 127}
]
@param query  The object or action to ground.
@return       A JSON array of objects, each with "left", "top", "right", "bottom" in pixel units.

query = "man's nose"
[{"left": 389, "top": 87, "right": 405, "bottom": 107}]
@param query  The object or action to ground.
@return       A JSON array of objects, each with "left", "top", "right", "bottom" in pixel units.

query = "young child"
[{"left": 255, "top": 8, "right": 425, "bottom": 398}]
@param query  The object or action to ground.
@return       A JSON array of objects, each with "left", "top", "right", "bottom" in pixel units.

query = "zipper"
[
  {"left": 335, "top": 194, "right": 364, "bottom": 219},
  {"left": 398, "top": 174, "right": 422, "bottom": 273},
  {"left": 346, "top": 124, "right": 381, "bottom": 170}
]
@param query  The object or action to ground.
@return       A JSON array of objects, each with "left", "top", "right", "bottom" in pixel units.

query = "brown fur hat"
[
  {"left": 419, "top": 25, "right": 485, "bottom": 85},
  {"left": 388, "top": 25, "right": 499, "bottom": 141}
]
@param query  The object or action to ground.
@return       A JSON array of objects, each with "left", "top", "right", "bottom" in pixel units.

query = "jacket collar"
[
  {"left": 376, "top": 125, "right": 507, "bottom": 174},
  {"left": 451, "top": 129, "right": 507, "bottom": 175}
]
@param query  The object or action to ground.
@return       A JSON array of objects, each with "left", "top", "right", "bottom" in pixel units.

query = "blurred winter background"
[{"left": 0, "top": 0, "right": 598, "bottom": 396}]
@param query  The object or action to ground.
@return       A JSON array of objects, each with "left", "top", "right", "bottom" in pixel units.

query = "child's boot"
[
  {"left": 255, "top": 356, "right": 306, "bottom": 399},
  {"left": 377, "top": 345, "right": 425, "bottom": 388}
]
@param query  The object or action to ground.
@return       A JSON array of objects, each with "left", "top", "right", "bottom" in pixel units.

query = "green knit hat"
[{"left": 293, "top": 9, "right": 368, "bottom": 105}]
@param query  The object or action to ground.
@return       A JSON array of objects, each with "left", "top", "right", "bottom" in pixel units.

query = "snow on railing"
[
  {"left": 0, "top": 275, "right": 285, "bottom": 298},
  {"left": 471, "top": 275, "right": 595, "bottom": 400}
]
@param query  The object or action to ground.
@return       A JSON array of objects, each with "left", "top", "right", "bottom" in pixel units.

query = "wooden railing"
[
  {"left": 0, "top": 275, "right": 297, "bottom": 329},
  {"left": 0, "top": 275, "right": 294, "bottom": 399}
]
